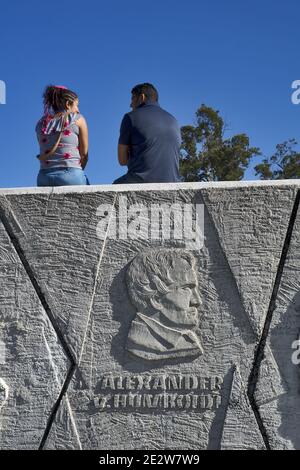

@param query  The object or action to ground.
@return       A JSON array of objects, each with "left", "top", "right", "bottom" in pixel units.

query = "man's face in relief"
[{"left": 151, "top": 262, "right": 201, "bottom": 329}]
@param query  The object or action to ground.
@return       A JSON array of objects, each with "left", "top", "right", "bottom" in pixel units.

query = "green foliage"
[
  {"left": 254, "top": 139, "right": 300, "bottom": 180},
  {"left": 180, "top": 104, "right": 261, "bottom": 181}
]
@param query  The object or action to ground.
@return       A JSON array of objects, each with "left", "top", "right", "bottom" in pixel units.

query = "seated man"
[{"left": 114, "top": 83, "right": 181, "bottom": 184}]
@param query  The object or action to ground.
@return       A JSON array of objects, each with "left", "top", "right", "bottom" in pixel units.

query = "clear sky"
[{"left": 0, "top": 0, "right": 299, "bottom": 188}]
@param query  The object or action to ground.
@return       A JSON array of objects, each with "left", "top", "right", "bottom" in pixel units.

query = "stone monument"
[{"left": 0, "top": 180, "right": 299, "bottom": 450}]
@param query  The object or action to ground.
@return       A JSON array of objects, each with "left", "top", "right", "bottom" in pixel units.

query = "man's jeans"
[{"left": 37, "top": 167, "right": 90, "bottom": 186}]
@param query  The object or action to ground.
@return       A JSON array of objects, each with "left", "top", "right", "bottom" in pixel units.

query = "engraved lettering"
[
  {"left": 101, "top": 376, "right": 115, "bottom": 390},
  {"left": 94, "top": 374, "right": 224, "bottom": 412},
  {"left": 114, "top": 394, "right": 127, "bottom": 408},
  {"left": 214, "top": 376, "right": 223, "bottom": 391},
  {"left": 137, "top": 375, "right": 152, "bottom": 390},
  {"left": 125, "top": 376, "right": 136, "bottom": 390},
  {"left": 199, "top": 377, "right": 210, "bottom": 390},
  {"left": 153, "top": 376, "right": 165, "bottom": 390}
]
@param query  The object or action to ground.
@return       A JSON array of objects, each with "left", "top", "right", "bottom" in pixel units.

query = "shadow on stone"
[
  {"left": 207, "top": 366, "right": 233, "bottom": 449},
  {"left": 271, "top": 290, "right": 300, "bottom": 448}
]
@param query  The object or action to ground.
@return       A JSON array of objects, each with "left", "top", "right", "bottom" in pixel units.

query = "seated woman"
[{"left": 36, "top": 85, "right": 90, "bottom": 186}]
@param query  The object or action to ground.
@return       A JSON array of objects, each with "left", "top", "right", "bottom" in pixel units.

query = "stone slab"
[{"left": 0, "top": 180, "right": 299, "bottom": 449}]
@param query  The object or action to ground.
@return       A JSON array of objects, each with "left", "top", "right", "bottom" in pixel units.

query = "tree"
[
  {"left": 180, "top": 104, "right": 261, "bottom": 182},
  {"left": 254, "top": 139, "right": 300, "bottom": 180}
]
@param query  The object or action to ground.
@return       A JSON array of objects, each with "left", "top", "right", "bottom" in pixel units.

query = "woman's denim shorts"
[{"left": 37, "top": 167, "right": 90, "bottom": 186}]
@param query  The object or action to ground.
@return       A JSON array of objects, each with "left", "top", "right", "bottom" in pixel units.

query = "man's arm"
[
  {"left": 118, "top": 114, "right": 132, "bottom": 166},
  {"left": 118, "top": 144, "right": 130, "bottom": 166}
]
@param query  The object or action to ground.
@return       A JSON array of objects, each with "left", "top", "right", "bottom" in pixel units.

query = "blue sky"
[{"left": 0, "top": 0, "right": 299, "bottom": 187}]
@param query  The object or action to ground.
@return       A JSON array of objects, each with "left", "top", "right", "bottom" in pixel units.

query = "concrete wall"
[{"left": 0, "top": 180, "right": 299, "bottom": 450}]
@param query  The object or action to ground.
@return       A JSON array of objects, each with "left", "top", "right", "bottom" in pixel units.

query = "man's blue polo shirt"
[{"left": 118, "top": 101, "right": 181, "bottom": 183}]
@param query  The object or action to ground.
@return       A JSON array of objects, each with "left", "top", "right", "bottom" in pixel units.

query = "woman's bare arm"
[{"left": 77, "top": 116, "right": 89, "bottom": 169}]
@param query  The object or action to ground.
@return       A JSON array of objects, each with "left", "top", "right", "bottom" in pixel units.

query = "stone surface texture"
[{"left": 0, "top": 180, "right": 299, "bottom": 450}]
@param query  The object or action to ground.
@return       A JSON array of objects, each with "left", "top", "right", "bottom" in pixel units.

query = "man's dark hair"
[{"left": 131, "top": 83, "right": 158, "bottom": 102}]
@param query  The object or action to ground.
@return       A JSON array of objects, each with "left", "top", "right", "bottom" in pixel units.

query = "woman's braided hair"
[{"left": 43, "top": 84, "right": 78, "bottom": 115}]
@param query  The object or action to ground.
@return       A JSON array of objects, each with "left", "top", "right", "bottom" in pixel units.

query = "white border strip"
[{"left": 0, "top": 179, "right": 299, "bottom": 196}]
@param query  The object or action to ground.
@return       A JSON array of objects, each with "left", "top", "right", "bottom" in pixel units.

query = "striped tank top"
[{"left": 36, "top": 112, "right": 83, "bottom": 170}]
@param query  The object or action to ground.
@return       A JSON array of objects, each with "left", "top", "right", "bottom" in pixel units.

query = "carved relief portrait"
[{"left": 126, "top": 249, "right": 203, "bottom": 360}]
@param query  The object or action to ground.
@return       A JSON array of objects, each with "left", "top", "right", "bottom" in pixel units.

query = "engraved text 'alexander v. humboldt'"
[{"left": 93, "top": 374, "right": 223, "bottom": 412}]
